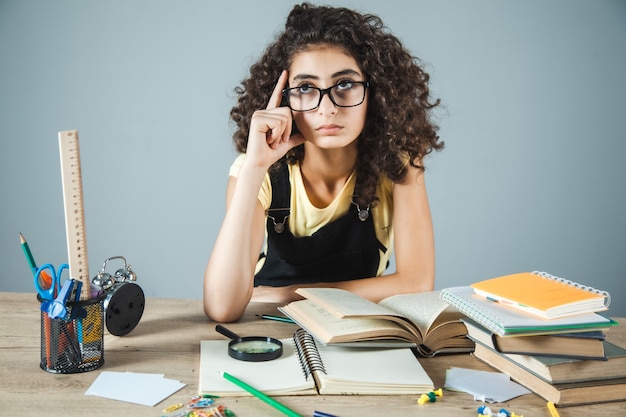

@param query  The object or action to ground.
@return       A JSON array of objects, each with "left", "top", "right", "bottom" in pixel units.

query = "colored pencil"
[
  {"left": 19, "top": 232, "right": 52, "bottom": 288},
  {"left": 19, "top": 232, "right": 52, "bottom": 367},
  {"left": 256, "top": 314, "right": 295, "bottom": 323},
  {"left": 221, "top": 371, "right": 302, "bottom": 417}
]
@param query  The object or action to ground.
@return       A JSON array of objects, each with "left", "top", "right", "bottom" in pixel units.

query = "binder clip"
[{"left": 92, "top": 256, "right": 145, "bottom": 336}]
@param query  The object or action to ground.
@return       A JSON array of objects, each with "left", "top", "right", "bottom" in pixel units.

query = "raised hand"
[{"left": 245, "top": 70, "right": 305, "bottom": 169}]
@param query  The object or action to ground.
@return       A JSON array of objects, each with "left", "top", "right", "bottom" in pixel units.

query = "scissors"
[{"left": 34, "top": 263, "right": 69, "bottom": 301}]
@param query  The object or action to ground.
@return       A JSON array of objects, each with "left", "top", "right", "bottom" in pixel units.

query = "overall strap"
[{"left": 266, "top": 163, "right": 291, "bottom": 233}]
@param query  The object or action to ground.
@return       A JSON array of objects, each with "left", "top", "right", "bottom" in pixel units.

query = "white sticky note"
[
  {"left": 444, "top": 367, "right": 531, "bottom": 403},
  {"left": 85, "top": 371, "right": 186, "bottom": 406}
]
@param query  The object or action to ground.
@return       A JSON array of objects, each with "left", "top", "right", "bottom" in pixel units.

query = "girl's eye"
[
  {"left": 336, "top": 80, "right": 354, "bottom": 90},
  {"left": 297, "top": 84, "right": 315, "bottom": 94}
]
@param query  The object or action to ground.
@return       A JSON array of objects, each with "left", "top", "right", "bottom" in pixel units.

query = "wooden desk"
[{"left": 0, "top": 292, "right": 624, "bottom": 416}]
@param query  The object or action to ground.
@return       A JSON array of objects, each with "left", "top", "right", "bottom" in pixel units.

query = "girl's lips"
[{"left": 316, "top": 124, "right": 342, "bottom": 135}]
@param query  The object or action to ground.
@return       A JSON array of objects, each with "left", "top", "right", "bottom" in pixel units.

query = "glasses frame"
[{"left": 282, "top": 81, "right": 370, "bottom": 112}]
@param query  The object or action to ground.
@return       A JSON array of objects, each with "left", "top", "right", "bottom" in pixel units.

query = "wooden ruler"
[{"left": 58, "top": 130, "right": 90, "bottom": 300}]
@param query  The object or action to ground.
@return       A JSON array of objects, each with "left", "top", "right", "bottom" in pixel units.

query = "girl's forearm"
[{"left": 204, "top": 165, "right": 267, "bottom": 322}]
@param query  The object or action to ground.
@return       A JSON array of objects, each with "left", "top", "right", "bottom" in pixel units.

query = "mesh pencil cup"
[{"left": 38, "top": 293, "right": 105, "bottom": 373}]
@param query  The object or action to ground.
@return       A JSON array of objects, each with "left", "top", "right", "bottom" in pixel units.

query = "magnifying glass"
[{"left": 215, "top": 325, "right": 283, "bottom": 362}]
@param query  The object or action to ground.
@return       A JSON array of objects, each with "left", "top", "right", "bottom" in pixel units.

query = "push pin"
[
  {"left": 498, "top": 408, "right": 511, "bottom": 417},
  {"left": 499, "top": 408, "right": 523, "bottom": 417},
  {"left": 477, "top": 406, "right": 523, "bottom": 417},
  {"left": 478, "top": 405, "right": 492, "bottom": 416},
  {"left": 417, "top": 388, "right": 443, "bottom": 404}
]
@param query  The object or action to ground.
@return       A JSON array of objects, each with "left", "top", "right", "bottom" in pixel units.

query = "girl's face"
[{"left": 287, "top": 44, "right": 368, "bottom": 150}]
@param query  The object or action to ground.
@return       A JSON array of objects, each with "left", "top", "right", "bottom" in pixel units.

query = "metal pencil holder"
[{"left": 38, "top": 293, "right": 105, "bottom": 373}]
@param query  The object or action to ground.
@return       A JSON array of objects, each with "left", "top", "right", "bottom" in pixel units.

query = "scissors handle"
[{"left": 34, "top": 263, "right": 68, "bottom": 300}]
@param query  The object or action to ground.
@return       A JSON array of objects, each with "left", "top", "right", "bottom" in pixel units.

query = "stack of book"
[{"left": 441, "top": 272, "right": 625, "bottom": 407}]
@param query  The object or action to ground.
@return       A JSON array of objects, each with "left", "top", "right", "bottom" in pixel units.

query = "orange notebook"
[{"left": 471, "top": 271, "right": 611, "bottom": 319}]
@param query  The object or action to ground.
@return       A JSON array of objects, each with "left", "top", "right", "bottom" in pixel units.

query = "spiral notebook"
[
  {"left": 470, "top": 271, "right": 611, "bottom": 319},
  {"left": 440, "top": 286, "right": 617, "bottom": 337},
  {"left": 199, "top": 329, "right": 434, "bottom": 396}
]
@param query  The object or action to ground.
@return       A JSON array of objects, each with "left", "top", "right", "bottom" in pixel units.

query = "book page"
[
  {"left": 198, "top": 338, "right": 316, "bottom": 396},
  {"left": 316, "top": 343, "right": 434, "bottom": 394},
  {"left": 295, "top": 288, "right": 399, "bottom": 318},
  {"left": 279, "top": 300, "right": 416, "bottom": 344},
  {"left": 379, "top": 291, "right": 450, "bottom": 335}
]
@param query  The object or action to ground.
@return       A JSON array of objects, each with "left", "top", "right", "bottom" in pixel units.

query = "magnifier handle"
[{"left": 215, "top": 324, "right": 241, "bottom": 341}]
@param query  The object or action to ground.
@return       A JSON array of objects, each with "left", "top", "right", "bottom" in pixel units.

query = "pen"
[
  {"left": 546, "top": 402, "right": 560, "bottom": 417},
  {"left": 221, "top": 371, "right": 302, "bottom": 417},
  {"left": 72, "top": 280, "right": 84, "bottom": 360},
  {"left": 313, "top": 411, "right": 339, "bottom": 417},
  {"left": 256, "top": 314, "right": 295, "bottom": 323}
]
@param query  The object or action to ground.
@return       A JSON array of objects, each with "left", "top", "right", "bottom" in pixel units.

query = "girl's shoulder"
[
  {"left": 228, "top": 153, "right": 246, "bottom": 177},
  {"left": 229, "top": 153, "right": 273, "bottom": 210}
]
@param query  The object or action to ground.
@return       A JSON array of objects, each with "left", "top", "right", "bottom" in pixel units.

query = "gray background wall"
[{"left": 1, "top": 0, "right": 625, "bottom": 317}]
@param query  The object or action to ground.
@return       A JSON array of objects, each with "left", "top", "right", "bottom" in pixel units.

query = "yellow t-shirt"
[{"left": 229, "top": 154, "right": 394, "bottom": 276}]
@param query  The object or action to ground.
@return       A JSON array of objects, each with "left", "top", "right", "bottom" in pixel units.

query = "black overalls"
[{"left": 254, "top": 163, "right": 387, "bottom": 287}]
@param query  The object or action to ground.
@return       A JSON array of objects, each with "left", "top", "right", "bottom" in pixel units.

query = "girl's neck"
[{"left": 300, "top": 143, "right": 358, "bottom": 208}]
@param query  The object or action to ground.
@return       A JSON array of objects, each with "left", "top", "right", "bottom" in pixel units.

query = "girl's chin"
[{"left": 303, "top": 135, "right": 358, "bottom": 149}]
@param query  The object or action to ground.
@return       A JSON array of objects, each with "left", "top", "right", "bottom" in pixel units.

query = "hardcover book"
[
  {"left": 473, "top": 342, "right": 626, "bottom": 406},
  {"left": 463, "top": 318, "right": 607, "bottom": 360}
]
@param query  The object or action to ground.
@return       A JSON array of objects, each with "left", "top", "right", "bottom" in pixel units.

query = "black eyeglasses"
[{"left": 282, "top": 81, "right": 369, "bottom": 112}]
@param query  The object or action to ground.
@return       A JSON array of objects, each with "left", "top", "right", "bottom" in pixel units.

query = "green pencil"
[
  {"left": 221, "top": 371, "right": 302, "bottom": 417},
  {"left": 20, "top": 232, "right": 52, "bottom": 288},
  {"left": 19, "top": 232, "right": 37, "bottom": 271},
  {"left": 256, "top": 314, "right": 295, "bottom": 323}
]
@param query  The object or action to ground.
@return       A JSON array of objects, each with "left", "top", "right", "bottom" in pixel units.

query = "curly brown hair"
[{"left": 230, "top": 2, "right": 444, "bottom": 207}]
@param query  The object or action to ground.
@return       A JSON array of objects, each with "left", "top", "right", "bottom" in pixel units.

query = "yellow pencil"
[{"left": 546, "top": 401, "right": 560, "bottom": 417}]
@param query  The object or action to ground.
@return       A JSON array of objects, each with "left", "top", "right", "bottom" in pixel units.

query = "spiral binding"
[
  {"left": 293, "top": 329, "right": 326, "bottom": 380},
  {"left": 440, "top": 290, "right": 507, "bottom": 336},
  {"left": 531, "top": 271, "right": 611, "bottom": 307}
]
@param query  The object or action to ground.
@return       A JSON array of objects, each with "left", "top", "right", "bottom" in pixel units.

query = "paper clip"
[
  {"left": 188, "top": 406, "right": 226, "bottom": 417},
  {"left": 160, "top": 411, "right": 186, "bottom": 417},
  {"left": 188, "top": 398, "right": 215, "bottom": 409},
  {"left": 187, "top": 396, "right": 215, "bottom": 408},
  {"left": 163, "top": 403, "right": 183, "bottom": 413}
]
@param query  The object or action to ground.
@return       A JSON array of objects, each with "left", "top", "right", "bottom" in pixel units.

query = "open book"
[
  {"left": 199, "top": 329, "right": 434, "bottom": 396},
  {"left": 278, "top": 288, "right": 473, "bottom": 356}
]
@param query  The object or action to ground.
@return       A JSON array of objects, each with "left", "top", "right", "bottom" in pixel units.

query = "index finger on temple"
[{"left": 266, "top": 70, "right": 288, "bottom": 110}]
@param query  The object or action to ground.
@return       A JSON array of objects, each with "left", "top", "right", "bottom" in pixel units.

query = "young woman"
[{"left": 204, "top": 3, "right": 444, "bottom": 322}]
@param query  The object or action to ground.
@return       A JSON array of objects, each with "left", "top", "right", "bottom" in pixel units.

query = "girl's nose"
[{"left": 317, "top": 92, "right": 338, "bottom": 115}]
